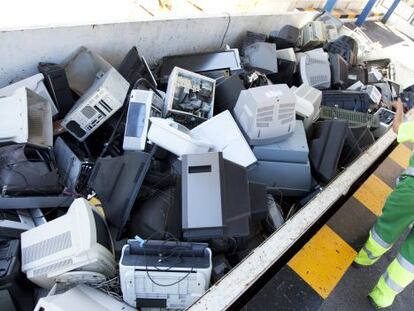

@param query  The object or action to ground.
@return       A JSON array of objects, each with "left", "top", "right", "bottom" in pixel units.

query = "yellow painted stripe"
[
  {"left": 332, "top": 9, "right": 342, "bottom": 18},
  {"left": 288, "top": 226, "right": 356, "bottom": 299},
  {"left": 347, "top": 10, "right": 357, "bottom": 19},
  {"left": 389, "top": 144, "right": 412, "bottom": 169},
  {"left": 353, "top": 175, "right": 393, "bottom": 216}
]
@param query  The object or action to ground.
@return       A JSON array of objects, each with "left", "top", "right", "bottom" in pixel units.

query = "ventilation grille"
[
  {"left": 97, "top": 99, "right": 113, "bottom": 114},
  {"left": 307, "top": 57, "right": 326, "bottom": 65},
  {"left": 319, "top": 106, "right": 380, "bottom": 128},
  {"left": 31, "top": 258, "right": 73, "bottom": 277},
  {"left": 256, "top": 105, "right": 274, "bottom": 128},
  {"left": 22, "top": 231, "right": 72, "bottom": 265},
  {"left": 28, "top": 110, "right": 44, "bottom": 139},
  {"left": 278, "top": 103, "right": 295, "bottom": 125},
  {"left": 81, "top": 106, "right": 97, "bottom": 119}
]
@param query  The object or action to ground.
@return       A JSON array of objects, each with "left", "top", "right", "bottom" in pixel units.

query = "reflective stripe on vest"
[
  {"left": 383, "top": 272, "right": 404, "bottom": 293},
  {"left": 371, "top": 227, "right": 391, "bottom": 249},
  {"left": 363, "top": 246, "right": 379, "bottom": 260},
  {"left": 364, "top": 229, "right": 391, "bottom": 258},
  {"left": 370, "top": 256, "right": 414, "bottom": 307},
  {"left": 384, "top": 255, "right": 414, "bottom": 293},
  {"left": 354, "top": 230, "right": 391, "bottom": 266},
  {"left": 402, "top": 167, "right": 414, "bottom": 177},
  {"left": 397, "top": 254, "right": 414, "bottom": 273}
]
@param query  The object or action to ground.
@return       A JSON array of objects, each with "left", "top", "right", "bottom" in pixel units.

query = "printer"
[{"left": 120, "top": 239, "right": 212, "bottom": 310}]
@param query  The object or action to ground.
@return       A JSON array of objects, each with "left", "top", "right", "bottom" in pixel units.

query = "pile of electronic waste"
[{"left": 0, "top": 12, "right": 411, "bottom": 311}]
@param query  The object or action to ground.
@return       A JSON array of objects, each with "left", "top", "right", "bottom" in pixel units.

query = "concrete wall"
[{"left": 0, "top": 12, "right": 315, "bottom": 87}]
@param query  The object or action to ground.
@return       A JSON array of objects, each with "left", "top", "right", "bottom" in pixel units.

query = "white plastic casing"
[
  {"left": 365, "top": 85, "right": 382, "bottom": 105},
  {"left": 34, "top": 284, "right": 135, "bottom": 311},
  {"left": 300, "top": 50, "right": 331, "bottom": 90},
  {"left": 62, "top": 68, "right": 129, "bottom": 141},
  {"left": 21, "top": 198, "right": 116, "bottom": 289},
  {"left": 123, "top": 89, "right": 153, "bottom": 151},
  {"left": 0, "top": 87, "right": 53, "bottom": 147},
  {"left": 293, "top": 84, "right": 321, "bottom": 118},
  {"left": 233, "top": 84, "right": 296, "bottom": 145},
  {"left": 119, "top": 244, "right": 212, "bottom": 309},
  {"left": 147, "top": 117, "right": 213, "bottom": 157},
  {"left": 192, "top": 110, "right": 257, "bottom": 168},
  {"left": 0, "top": 73, "right": 58, "bottom": 116},
  {"left": 164, "top": 67, "right": 216, "bottom": 120}
]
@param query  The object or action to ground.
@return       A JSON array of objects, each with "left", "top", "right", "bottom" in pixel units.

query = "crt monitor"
[
  {"left": 233, "top": 84, "right": 296, "bottom": 146},
  {"left": 321, "top": 90, "right": 371, "bottom": 112},
  {"left": 34, "top": 284, "right": 135, "bottom": 311},
  {"left": 309, "top": 120, "right": 348, "bottom": 184},
  {"left": 329, "top": 53, "right": 349, "bottom": 89},
  {"left": 267, "top": 58, "right": 296, "bottom": 87},
  {"left": 324, "top": 35, "right": 358, "bottom": 66},
  {"left": 0, "top": 87, "right": 53, "bottom": 147},
  {"left": 21, "top": 198, "right": 116, "bottom": 289},
  {"left": 298, "top": 21, "right": 327, "bottom": 50},
  {"left": 243, "top": 42, "right": 278, "bottom": 73},
  {"left": 63, "top": 47, "right": 113, "bottom": 96},
  {"left": 242, "top": 31, "right": 268, "bottom": 54},
  {"left": 159, "top": 49, "right": 242, "bottom": 84},
  {"left": 268, "top": 25, "right": 300, "bottom": 49},
  {"left": 117, "top": 46, "right": 157, "bottom": 89},
  {"left": 299, "top": 50, "right": 331, "bottom": 90}
]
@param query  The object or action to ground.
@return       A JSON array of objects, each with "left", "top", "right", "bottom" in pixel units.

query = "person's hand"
[{"left": 392, "top": 98, "right": 404, "bottom": 111}]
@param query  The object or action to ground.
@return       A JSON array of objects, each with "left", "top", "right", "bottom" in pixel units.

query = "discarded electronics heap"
[{"left": 0, "top": 13, "right": 409, "bottom": 311}]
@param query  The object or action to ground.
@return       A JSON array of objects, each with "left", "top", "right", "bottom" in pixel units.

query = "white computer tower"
[
  {"left": 164, "top": 67, "right": 215, "bottom": 124},
  {"left": 123, "top": 89, "right": 154, "bottom": 151},
  {"left": 62, "top": 68, "right": 130, "bottom": 141},
  {"left": 364, "top": 85, "right": 382, "bottom": 105}
]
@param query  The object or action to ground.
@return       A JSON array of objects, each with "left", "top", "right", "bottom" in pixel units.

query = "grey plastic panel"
[
  {"left": 248, "top": 160, "right": 312, "bottom": 196},
  {"left": 88, "top": 151, "right": 152, "bottom": 239},
  {"left": 182, "top": 153, "right": 225, "bottom": 238},
  {"left": 252, "top": 121, "right": 308, "bottom": 163},
  {"left": 0, "top": 196, "right": 74, "bottom": 209},
  {"left": 182, "top": 152, "right": 251, "bottom": 239}
]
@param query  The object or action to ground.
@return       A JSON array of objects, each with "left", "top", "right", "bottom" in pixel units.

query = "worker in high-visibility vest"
[{"left": 354, "top": 98, "right": 414, "bottom": 309}]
